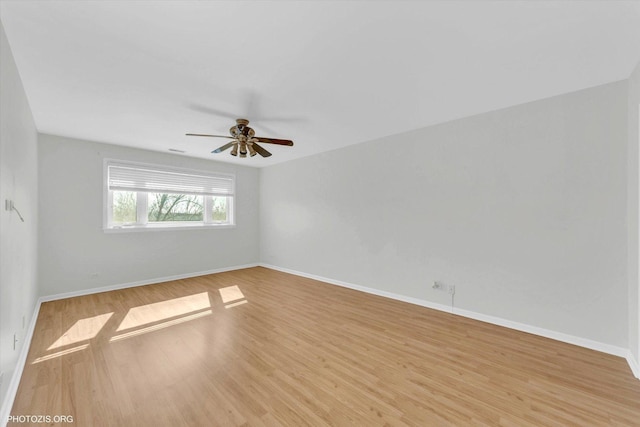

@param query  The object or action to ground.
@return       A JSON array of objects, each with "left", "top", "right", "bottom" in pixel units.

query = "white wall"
[
  {"left": 38, "top": 134, "right": 259, "bottom": 296},
  {"left": 629, "top": 61, "right": 640, "bottom": 370},
  {"left": 0, "top": 21, "right": 38, "bottom": 408},
  {"left": 261, "top": 81, "right": 629, "bottom": 348}
]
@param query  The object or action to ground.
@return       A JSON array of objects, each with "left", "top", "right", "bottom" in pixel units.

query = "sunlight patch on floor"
[
  {"left": 117, "top": 292, "right": 210, "bottom": 331},
  {"left": 219, "top": 285, "right": 248, "bottom": 308},
  {"left": 36, "top": 288, "right": 250, "bottom": 362},
  {"left": 33, "top": 344, "right": 90, "bottom": 364},
  {"left": 224, "top": 300, "right": 248, "bottom": 309},
  {"left": 218, "top": 285, "right": 245, "bottom": 303},
  {"left": 47, "top": 313, "right": 114, "bottom": 350},
  {"left": 110, "top": 309, "right": 213, "bottom": 342}
]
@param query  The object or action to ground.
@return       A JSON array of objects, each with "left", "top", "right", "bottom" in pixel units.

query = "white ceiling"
[{"left": 1, "top": 1, "right": 640, "bottom": 167}]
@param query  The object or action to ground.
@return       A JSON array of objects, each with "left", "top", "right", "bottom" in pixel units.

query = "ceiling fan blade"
[
  {"left": 251, "top": 142, "right": 272, "bottom": 157},
  {"left": 255, "top": 136, "right": 294, "bottom": 146},
  {"left": 187, "top": 103, "right": 240, "bottom": 120},
  {"left": 212, "top": 141, "right": 236, "bottom": 154},
  {"left": 186, "top": 133, "right": 234, "bottom": 139}
]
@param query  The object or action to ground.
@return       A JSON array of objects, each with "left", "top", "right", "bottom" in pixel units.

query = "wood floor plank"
[{"left": 9, "top": 267, "right": 640, "bottom": 426}]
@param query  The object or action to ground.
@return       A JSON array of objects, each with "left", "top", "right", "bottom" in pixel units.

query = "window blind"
[{"left": 108, "top": 163, "right": 234, "bottom": 196}]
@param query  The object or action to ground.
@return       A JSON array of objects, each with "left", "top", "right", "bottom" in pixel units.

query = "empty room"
[{"left": 1, "top": 1, "right": 640, "bottom": 425}]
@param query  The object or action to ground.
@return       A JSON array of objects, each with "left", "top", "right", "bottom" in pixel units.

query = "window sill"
[{"left": 104, "top": 223, "right": 236, "bottom": 233}]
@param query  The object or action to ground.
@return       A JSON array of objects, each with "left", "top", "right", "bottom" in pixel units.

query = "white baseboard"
[
  {"left": 260, "top": 263, "right": 631, "bottom": 361},
  {"left": 628, "top": 351, "right": 640, "bottom": 379},
  {"left": 451, "top": 305, "right": 628, "bottom": 358},
  {"left": 0, "top": 300, "right": 42, "bottom": 427},
  {"left": 40, "top": 263, "right": 259, "bottom": 302},
  {"left": 0, "top": 262, "right": 258, "bottom": 427}
]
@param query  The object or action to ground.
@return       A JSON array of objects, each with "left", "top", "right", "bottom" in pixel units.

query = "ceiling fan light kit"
[{"left": 186, "top": 118, "right": 294, "bottom": 159}]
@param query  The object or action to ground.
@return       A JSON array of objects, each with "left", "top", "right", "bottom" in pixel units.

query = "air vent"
[{"left": 168, "top": 148, "right": 186, "bottom": 153}]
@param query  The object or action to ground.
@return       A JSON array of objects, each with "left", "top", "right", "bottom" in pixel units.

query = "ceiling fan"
[{"left": 186, "top": 118, "right": 293, "bottom": 158}]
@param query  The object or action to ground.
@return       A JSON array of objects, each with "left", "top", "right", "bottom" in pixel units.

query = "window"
[{"left": 104, "top": 160, "right": 235, "bottom": 231}]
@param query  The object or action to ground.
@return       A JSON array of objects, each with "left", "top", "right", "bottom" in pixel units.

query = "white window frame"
[{"left": 103, "top": 159, "right": 235, "bottom": 232}]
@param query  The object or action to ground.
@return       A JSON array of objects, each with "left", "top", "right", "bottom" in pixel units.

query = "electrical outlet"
[
  {"left": 22, "top": 315, "right": 25, "bottom": 330},
  {"left": 0, "top": 371, "right": 4, "bottom": 387},
  {"left": 13, "top": 333, "right": 18, "bottom": 350},
  {"left": 5, "top": 199, "right": 11, "bottom": 211},
  {"left": 433, "top": 281, "right": 455, "bottom": 295}
]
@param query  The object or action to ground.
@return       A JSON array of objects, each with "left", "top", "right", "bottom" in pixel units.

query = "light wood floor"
[{"left": 10, "top": 267, "right": 640, "bottom": 426}]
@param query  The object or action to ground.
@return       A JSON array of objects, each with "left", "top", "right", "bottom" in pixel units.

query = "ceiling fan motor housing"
[{"left": 187, "top": 117, "right": 292, "bottom": 159}]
